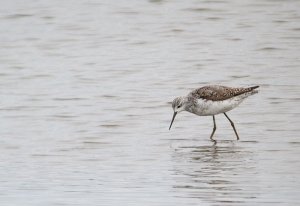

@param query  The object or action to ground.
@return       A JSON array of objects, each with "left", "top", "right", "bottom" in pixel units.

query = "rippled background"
[{"left": 1, "top": 0, "right": 300, "bottom": 205}]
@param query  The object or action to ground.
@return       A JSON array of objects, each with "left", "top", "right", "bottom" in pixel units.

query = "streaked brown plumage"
[{"left": 189, "top": 85, "right": 259, "bottom": 101}]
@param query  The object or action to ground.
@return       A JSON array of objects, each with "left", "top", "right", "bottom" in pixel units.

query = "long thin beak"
[{"left": 169, "top": 112, "right": 177, "bottom": 130}]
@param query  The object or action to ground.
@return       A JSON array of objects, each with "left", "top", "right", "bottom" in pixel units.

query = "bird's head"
[
  {"left": 172, "top": 96, "right": 186, "bottom": 113},
  {"left": 169, "top": 96, "right": 187, "bottom": 130}
]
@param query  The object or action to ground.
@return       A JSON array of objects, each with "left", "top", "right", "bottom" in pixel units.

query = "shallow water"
[{"left": 0, "top": 0, "right": 300, "bottom": 205}]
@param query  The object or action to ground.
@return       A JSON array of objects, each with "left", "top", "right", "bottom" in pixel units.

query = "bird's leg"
[
  {"left": 210, "top": 115, "right": 217, "bottom": 144},
  {"left": 223, "top": 113, "right": 240, "bottom": 140}
]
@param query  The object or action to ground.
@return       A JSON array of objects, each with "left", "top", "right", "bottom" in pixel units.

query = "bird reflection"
[{"left": 171, "top": 141, "right": 258, "bottom": 204}]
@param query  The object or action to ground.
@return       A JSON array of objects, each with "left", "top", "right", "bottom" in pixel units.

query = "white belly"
[{"left": 192, "top": 97, "right": 244, "bottom": 116}]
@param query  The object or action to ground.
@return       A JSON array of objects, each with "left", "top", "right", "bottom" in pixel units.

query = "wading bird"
[{"left": 169, "top": 85, "right": 259, "bottom": 144}]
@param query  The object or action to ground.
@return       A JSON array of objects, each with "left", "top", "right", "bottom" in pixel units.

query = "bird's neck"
[{"left": 183, "top": 96, "right": 197, "bottom": 113}]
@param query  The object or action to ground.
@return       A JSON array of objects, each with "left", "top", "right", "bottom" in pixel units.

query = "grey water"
[{"left": 0, "top": 0, "right": 300, "bottom": 205}]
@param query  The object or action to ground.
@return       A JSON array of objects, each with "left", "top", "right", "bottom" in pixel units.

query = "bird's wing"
[{"left": 189, "top": 85, "right": 259, "bottom": 101}]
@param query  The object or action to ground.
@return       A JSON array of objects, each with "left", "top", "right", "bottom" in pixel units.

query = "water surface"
[{"left": 0, "top": 0, "right": 300, "bottom": 205}]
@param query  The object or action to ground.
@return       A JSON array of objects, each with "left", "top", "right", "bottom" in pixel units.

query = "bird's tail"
[
  {"left": 245, "top": 85, "right": 259, "bottom": 96},
  {"left": 250, "top": 86, "right": 259, "bottom": 90}
]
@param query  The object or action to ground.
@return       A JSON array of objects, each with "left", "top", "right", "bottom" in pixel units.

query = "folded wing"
[{"left": 189, "top": 85, "right": 259, "bottom": 101}]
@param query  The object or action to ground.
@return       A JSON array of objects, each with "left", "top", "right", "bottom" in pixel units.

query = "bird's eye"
[{"left": 177, "top": 104, "right": 182, "bottom": 108}]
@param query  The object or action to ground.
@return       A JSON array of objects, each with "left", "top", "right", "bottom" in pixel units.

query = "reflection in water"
[{"left": 172, "top": 141, "right": 259, "bottom": 205}]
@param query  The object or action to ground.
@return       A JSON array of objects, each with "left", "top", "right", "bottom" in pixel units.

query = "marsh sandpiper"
[{"left": 169, "top": 85, "right": 259, "bottom": 144}]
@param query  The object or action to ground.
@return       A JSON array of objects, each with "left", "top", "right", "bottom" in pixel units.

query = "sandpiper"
[{"left": 169, "top": 85, "right": 259, "bottom": 144}]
